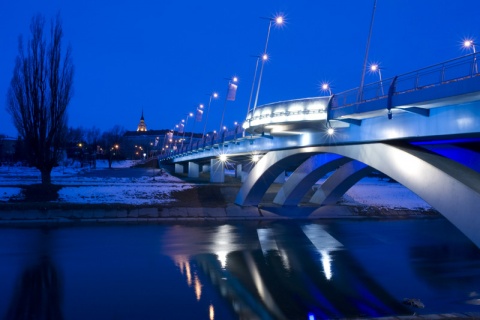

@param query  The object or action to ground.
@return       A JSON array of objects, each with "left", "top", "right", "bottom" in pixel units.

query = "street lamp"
[
  {"left": 253, "top": 14, "right": 284, "bottom": 111},
  {"left": 464, "top": 39, "right": 478, "bottom": 73},
  {"left": 219, "top": 76, "right": 238, "bottom": 133},
  {"left": 369, "top": 63, "right": 384, "bottom": 95},
  {"left": 173, "top": 123, "right": 181, "bottom": 151},
  {"left": 202, "top": 92, "right": 219, "bottom": 139},
  {"left": 181, "top": 113, "right": 194, "bottom": 149},
  {"left": 189, "top": 104, "right": 203, "bottom": 148}
]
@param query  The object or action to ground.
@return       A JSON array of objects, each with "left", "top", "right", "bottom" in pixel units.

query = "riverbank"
[
  {"left": 0, "top": 184, "right": 438, "bottom": 224},
  {"left": 0, "top": 162, "right": 439, "bottom": 223}
]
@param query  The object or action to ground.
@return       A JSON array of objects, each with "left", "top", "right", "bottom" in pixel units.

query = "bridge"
[{"left": 159, "top": 53, "right": 480, "bottom": 247}]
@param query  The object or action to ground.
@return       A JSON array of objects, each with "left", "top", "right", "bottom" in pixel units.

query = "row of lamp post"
[
  {"left": 164, "top": 14, "right": 286, "bottom": 154},
  {"left": 165, "top": 76, "right": 238, "bottom": 153},
  {"left": 321, "top": 37, "right": 477, "bottom": 98},
  {"left": 165, "top": 17, "right": 479, "bottom": 148}
]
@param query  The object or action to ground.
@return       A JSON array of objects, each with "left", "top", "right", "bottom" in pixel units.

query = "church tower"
[{"left": 137, "top": 110, "right": 147, "bottom": 132}]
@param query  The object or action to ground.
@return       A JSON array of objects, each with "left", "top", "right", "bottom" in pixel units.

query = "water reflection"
[
  {"left": 163, "top": 222, "right": 410, "bottom": 319},
  {"left": 301, "top": 224, "right": 343, "bottom": 280},
  {"left": 0, "top": 219, "right": 479, "bottom": 319},
  {"left": 5, "top": 228, "right": 63, "bottom": 320},
  {"left": 213, "top": 225, "right": 236, "bottom": 269}
]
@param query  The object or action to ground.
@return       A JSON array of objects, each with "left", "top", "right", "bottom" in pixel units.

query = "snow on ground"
[
  {"left": 0, "top": 160, "right": 192, "bottom": 205},
  {"left": 0, "top": 160, "right": 432, "bottom": 209},
  {"left": 336, "top": 178, "right": 431, "bottom": 210}
]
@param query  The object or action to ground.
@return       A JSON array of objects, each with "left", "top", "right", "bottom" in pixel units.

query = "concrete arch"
[
  {"left": 273, "top": 154, "right": 351, "bottom": 206},
  {"left": 235, "top": 150, "right": 316, "bottom": 206},
  {"left": 235, "top": 143, "right": 480, "bottom": 247},
  {"left": 309, "top": 160, "right": 374, "bottom": 205}
]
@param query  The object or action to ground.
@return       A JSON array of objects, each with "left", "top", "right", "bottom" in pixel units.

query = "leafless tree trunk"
[
  {"left": 101, "top": 126, "right": 125, "bottom": 169},
  {"left": 6, "top": 14, "right": 74, "bottom": 185}
]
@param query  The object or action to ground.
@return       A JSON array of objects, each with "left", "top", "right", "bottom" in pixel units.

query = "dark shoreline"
[
  {"left": 0, "top": 180, "right": 439, "bottom": 223},
  {"left": 0, "top": 201, "right": 439, "bottom": 224}
]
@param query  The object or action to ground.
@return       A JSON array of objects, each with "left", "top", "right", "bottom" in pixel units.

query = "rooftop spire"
[{"left": 137, "top": 109, "right": 147, "bottom": 131}]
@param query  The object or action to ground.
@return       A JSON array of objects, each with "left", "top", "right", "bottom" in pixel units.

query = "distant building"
[
  {"left": 137, "top": 110, "right": 147, "bottom": 132},
  {"left": 122, "top": 111, "right": 203, "bottom": 159},
  {"left": 122, "top": 129, "right": 203, "bottom": 159}
]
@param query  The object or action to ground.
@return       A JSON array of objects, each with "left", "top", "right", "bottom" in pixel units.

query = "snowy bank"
[{"left": 0, "top": 160, "right": 432, "bottom": 211}]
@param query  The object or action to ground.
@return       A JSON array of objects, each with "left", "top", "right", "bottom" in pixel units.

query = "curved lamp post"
[
  {"left": 219, "top": 76, "right": 238, "bottom": 133},
  {"left": 202, "top": 92, "right": 218, "bottom": 139},
  {"left": 370, "top": 63, "right": 384, "bottom": 95},
  {"left": 180, "top": 112, "right": 193, "bottom": 150},
  {"left": 464, "top": 39, "right": 478, "bottom": 73},
  {"left": 252, "top": 15, "right": 284, "bottom": 112},
  {"left": 189, "top": 104, "right": 203, "bottom": 148}
]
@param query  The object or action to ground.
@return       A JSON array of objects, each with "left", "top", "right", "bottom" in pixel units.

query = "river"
[{"left": 1, "top": 217, "right": 479, "bottom": 319}]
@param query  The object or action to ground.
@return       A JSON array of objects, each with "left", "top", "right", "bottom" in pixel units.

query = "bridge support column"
[
  {"left": 210, "top": 159, "right": 225, "bottom": 183},
  {"left": 235, "top": 164, "right": 242, "bottom": 179},
  {"left": 202, "top": 164, "right": 210, "bottom": 173},
  {"left": 274, "top": 171, "right": 286, "bottom": 184},
  {"left": 188, "top": 162, "right": 199, "bottom": 178},
  {"left": 174, "top": 164, "right": 184, "bottom": 174},
  {"left": 240, "top": 162, "right": 255, "bottom": 182}
]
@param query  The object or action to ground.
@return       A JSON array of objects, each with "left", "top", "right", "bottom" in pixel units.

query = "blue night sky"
[{"left": 1, "top": 0, "right": 479, "bottom": 137}]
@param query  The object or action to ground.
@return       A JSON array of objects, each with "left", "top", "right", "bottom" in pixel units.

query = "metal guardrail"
[
  {"left": 160, "top": 127, "right": 245, "bottom": 159},
  {"left": 333, "top": 52, "right": 479, "bottom": 109}
]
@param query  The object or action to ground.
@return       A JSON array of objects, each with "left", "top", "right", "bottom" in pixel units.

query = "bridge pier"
[
  {"left": 188, "top": 162, "right": 199, "bottom": 178},
  {"left": 240, "top": 162, "right": 255, "bottom": 183},
  {"left": 175, "top": 164, "right": 184, "bottom": 174},
  {"left": 235, "top": 164, "right": 242, "bottom": 179},
  {"left": 210, "top": 159, "right": 225, "bottom": 183}
]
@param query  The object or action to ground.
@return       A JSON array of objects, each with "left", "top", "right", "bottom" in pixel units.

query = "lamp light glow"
[
  {"left": 321, "top": 82, "right": 332, "bottom": 96},
  {"left": 464, "top": 40, "right": 474, "bottom": 49}
]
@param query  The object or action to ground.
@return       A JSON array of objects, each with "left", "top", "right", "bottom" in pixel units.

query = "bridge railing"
[
  {"left": 159, "top": 127, "right": 246, "bottom": 159},
  {"left": 333, "top": 52, "right": 479, "bottom": 109},
  {"left": 159, "top": 54, "right": 479, "bottom": 161}
]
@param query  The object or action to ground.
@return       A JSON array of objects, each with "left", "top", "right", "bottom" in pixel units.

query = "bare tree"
[
  {"left": 101, "top": 125, "right": 125, "bottom": 168},
  {"left": 6, "top": 14, "right": 74, "bottom": 185},
  {"left": 85, "top": 126, "right": 101, "bottom": 152}
]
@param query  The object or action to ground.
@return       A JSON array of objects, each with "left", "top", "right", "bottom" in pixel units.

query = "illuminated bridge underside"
[
  {"left": 309, "top": 160, "right": 374, "bottom": 206},
  {"left": 234, "top": 143, "right": 480, "bottom": 248}
]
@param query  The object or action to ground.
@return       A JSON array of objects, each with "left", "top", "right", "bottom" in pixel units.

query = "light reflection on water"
[{"left": 0, "top": 218, "right": 479, "bottom": 319}]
